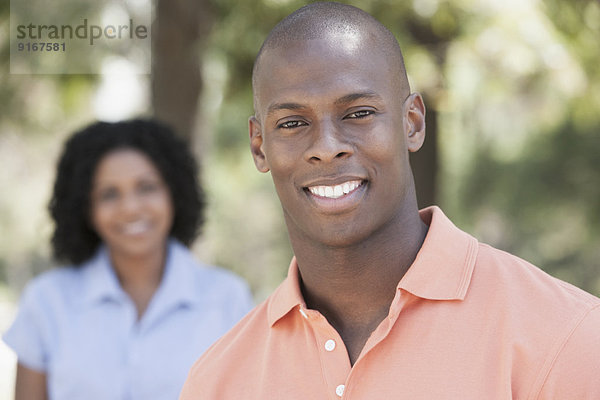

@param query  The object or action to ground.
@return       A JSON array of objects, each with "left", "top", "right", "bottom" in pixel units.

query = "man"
[{"left": 180, "top": 3, "right": 600, "bottom": 399}]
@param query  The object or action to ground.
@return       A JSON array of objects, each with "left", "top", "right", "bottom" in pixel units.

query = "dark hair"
[{"left": 49, "top": 119, "right": 204, "bottom": 265}]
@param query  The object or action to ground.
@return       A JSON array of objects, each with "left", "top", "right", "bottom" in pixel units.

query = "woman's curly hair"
[{"left": 49, "top": 119, "right": 205, "bottom": 265}]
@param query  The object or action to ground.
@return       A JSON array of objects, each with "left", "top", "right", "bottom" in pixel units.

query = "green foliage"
[
  {"left": 448, "top": 0, "right": 600, "bottom": 295},
  {"left": 0, "top": 0, "right": 598, "bottom": 301},
  {"left": 0, "top": 1, "right": 99, "bottom": 296},
  {"left": 460, "top": 115, "right": 600, "bottom": 294},
  {"left": 199, "top": 0, "right": 600, "bottom": 297}
]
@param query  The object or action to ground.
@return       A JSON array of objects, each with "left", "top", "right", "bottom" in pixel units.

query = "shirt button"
[
  {"left": 324, "top": 339, "right": 336, "bottom": 352},
  {"left": 335, "top": 384, "right": 345, "bottom": 397},
  {"left": 299, "top": 307, "right": 308, "bottom": 319}
]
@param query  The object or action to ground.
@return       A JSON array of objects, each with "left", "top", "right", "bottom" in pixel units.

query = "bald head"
[{"left": 252, "top": 2, "right": 410, "bottom": 111}]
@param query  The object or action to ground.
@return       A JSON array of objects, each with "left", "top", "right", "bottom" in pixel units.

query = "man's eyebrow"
[
  {"left": 334, "top": 92, "right": 382, "bottom": 105},
  {"left": 266, "top": 102, "right": 306, "bottom": 117},
  {"left": 265, "top": 92, "right": 383, "bottom": 117}
]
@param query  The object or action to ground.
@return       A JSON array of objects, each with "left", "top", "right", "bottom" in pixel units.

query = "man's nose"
[{"left": 304, "top": 119, "right": 353, "bottom": 163}]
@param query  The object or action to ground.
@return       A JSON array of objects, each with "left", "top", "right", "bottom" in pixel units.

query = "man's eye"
[
  {"left": 278, "top": 120, "right": 307, "bottom": 129},
  {"left": 346, "top": 110, "right": 374, "bottom": 119}
]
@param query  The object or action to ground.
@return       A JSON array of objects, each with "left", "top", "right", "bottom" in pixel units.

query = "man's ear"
[
  {"left": 249, "top": 116, "right": 270, "bottom": 173},
  {"left": 402, "top": 92, "right": 426, "bottom": 153}
]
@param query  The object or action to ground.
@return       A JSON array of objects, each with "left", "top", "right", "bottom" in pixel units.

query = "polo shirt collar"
[
  {"left": 81, "top": 239, "right": 202, "bottom": 309},
  {"left": 267, "top": 257, "right": 305, "bottom": 327},
  {"left": 398, "top": 206, "right": 478, "bottom": 300},
  {"left": 267, "top": 206, "right": 478, "bottom": 326}
]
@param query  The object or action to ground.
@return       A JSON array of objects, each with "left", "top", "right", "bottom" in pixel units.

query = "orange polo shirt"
[{"left": 180, "top": 207, "right": 600, "bottom": 399}]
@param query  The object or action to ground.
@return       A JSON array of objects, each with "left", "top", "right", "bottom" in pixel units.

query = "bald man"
[{"left": 180, "top": 3, "right": 600, "bottom": 399}]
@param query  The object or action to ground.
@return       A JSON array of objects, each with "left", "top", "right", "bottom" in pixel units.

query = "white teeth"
[
  {"left": 122, "top": 221, "right": 149, "bottom": 235},
  {"left": 308, "top": 180, "right": 362, "bottom": 199}
]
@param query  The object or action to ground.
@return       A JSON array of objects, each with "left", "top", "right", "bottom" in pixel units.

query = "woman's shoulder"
[
  {"left": 168, "top": 241, "right": 253, "bottom": 304},
  {"left": 170, "top": 241, "right": 245, "bottom": 283},
  {"left": 19, "top": 254, "right": 101, "bottom": 307},
  {"left": 24, "top": 264, "right": 79, "bottom": 291},
  {"left": 19, "top": 267, "right": 80, "bottom": 306}
]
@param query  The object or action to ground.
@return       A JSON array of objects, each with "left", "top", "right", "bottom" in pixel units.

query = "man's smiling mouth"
[{"left": 306, "top": 180, "right": 364, "bottom": 199}]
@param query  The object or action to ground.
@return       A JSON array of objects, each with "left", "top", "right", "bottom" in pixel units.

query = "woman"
[{"left": 3, "top": 119, "right": 254, "bottom": 400}]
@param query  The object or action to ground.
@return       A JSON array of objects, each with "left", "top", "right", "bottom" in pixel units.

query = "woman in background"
[{"left": 3, "top": 119, "right": 254, "bottom": 400}]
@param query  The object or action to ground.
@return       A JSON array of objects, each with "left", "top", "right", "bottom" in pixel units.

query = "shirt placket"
[
  {"left": 123, "top": 299, "right": 142, "bottom": 400},
  {"left": 342, "top": 289, "right": 409, "bottom": 399},
  {"left": 299, "top": 305, "right": 352, "bottom": 400}
]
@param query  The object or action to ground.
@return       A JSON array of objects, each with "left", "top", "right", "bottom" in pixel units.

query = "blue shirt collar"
[
  {"left": 81, "top": 246, "right": 125, "bottom": 306},
  {"left": 81, "top": 240, "right": 204, "bottom": 310},
  {"left": 150, "top": 239, "right": 205, "bottom": 310}
]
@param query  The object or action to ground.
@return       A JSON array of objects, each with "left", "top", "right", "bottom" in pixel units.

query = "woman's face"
[{"left": 90, "top": 148, "right": 174, "bottom": 261}]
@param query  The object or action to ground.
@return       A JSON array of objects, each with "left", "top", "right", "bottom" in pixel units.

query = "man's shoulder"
[
  {"left": 473, "top": 241, "right": 600, "bottom": 310},
  {"left": 435, "top": 235, "right": 600, "bottom": 397},
  {"left": 468, "top": 241, "right": 600, "bottom": 381}
]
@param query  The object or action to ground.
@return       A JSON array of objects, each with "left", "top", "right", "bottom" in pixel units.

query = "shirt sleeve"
[
  {"left": 535, "top": 305, "right": 600, "bottom": 399},
  {"left": 2, "top": 280, "right": 49, "bottom": 372}
]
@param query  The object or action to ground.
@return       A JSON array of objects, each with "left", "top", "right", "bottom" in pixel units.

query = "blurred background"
[{"left": 1, "top": 0, "right": 599, "bottom": 397}]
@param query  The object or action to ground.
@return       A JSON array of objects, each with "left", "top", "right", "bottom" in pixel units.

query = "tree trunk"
[
  {"left": 410, "top": 103, "right": 438, "bottom": 208},
  {"left": 151, "top": 0, "right": 214, "bottom": 142}
]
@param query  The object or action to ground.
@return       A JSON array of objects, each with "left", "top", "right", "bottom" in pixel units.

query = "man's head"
[
  {"left": 249, "top": 2, "right": 426, "bottom": 248},
  {"left": 252, "top": 2, "right": 410, "bottom": 116}
]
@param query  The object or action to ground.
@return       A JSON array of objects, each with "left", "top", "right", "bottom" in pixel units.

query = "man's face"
[{"left": 250, "top": 32, "right": 424, "bottom": 248}]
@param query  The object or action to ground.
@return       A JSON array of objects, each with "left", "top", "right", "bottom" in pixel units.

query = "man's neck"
[{"left": 290, "top": 207, "right": 428, "bottom": 364}]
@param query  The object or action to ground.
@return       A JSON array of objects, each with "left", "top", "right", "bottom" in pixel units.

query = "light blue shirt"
[{"left": 3, "top": 240, "right": 254, "bottom": 400}]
